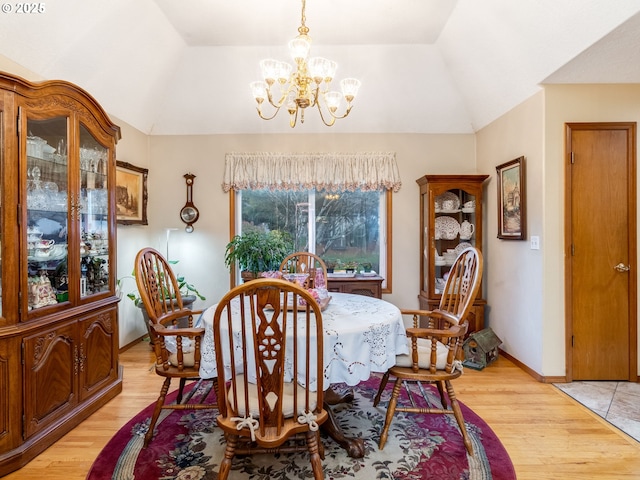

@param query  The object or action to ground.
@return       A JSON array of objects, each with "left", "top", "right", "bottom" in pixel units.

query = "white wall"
[
  {"left": 111, "top": 117, "right": 155, "bottom": 347},
  {"left": 476, "top": 92, "right": 546, "bottom": 374}
]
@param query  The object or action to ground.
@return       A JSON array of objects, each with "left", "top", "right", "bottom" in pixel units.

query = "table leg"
[
  {"left": 321, "top": 387, "right": 365, "bottom": 458},
  {"left": 324, "top": 387, "right": 354, "bottom": 405}
]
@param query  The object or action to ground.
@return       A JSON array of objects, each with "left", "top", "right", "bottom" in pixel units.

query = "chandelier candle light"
[{"left": 250, "top": 0, "right": 361, "bottom": 127}]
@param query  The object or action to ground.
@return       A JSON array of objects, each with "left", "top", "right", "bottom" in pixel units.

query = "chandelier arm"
[
  {"left": 256, "top": 105, "right": 283, "bottom": 121},
  {"left": 265, "top": 88, "right": 287, "bottom": 109},
  {"left": 309, "top": 85, "right": 337, "bottom": 126},
  {"left": 318, "top": 90, "right": 354, "bottom": 122},
  {"left": 315, "top": 100, "right": 337, "bottom": 127},
  {"left": 328, "top": 106, "right": 353, "bottom": 120}
]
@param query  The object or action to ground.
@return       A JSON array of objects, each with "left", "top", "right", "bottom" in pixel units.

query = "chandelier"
[{"left": 250, "top": 0, "right": 361, "bottom": 128}]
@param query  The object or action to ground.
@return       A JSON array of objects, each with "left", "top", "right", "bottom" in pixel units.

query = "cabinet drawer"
[{"left": 327, "top": 276, "right": 383, "bottom": 299}]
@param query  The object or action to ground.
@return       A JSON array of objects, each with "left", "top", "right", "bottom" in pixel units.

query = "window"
[
  {"left": 223, "top": 151, "right": 401, "bottom": 292},
  {"left": 234, "top": 188, "right": 390, "bottom": 289}
]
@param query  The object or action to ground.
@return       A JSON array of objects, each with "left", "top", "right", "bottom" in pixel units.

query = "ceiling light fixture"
[{"left": 250, "top": 0, "right": 361, "bottom": 128}]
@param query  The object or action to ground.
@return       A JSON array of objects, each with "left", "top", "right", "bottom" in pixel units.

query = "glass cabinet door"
[
  {"left": 25, "top": 115, "right": 69, "bottom": 311},
  {"left": 418, "top": 174, "right": 488, "bottom": 303},
  {"left": 431, "top": 188, "right": 478, "bottom": 295},
  {"left": 79, "top": 123, "right": 110, "bottom": 298}
]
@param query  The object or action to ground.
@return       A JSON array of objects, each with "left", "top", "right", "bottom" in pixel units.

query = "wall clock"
[{"left": 180, "top": 173, "right": 199, "bottom": 232}]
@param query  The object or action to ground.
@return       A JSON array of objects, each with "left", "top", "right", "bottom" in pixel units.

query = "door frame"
[{"left": 564, "top": 122, "right": 638, "bottom": 382}]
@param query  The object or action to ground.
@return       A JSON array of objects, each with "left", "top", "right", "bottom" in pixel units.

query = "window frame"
[{"left": 227, "top": 189, "right": 392, "bottom": 293}]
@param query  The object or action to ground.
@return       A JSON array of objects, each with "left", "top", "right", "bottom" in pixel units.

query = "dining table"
[{"left": 197, "top": 291, "right": 409, "bottom": 458}]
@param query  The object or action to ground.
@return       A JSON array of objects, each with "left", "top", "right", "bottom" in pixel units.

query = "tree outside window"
[{"left": 238, "top": 189, "right": 383, "bottom": 274}]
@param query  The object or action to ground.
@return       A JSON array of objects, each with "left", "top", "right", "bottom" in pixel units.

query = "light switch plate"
[{"left": 530, "top": 235, "right": 540, "bottom": 250}]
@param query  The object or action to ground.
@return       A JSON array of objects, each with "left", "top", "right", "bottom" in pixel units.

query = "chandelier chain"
[{"left": 298, "top": 0, "right": 308, "bottom": 36}]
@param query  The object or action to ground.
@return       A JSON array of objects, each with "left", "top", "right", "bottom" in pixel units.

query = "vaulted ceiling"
[{"left": 2, "top": 0, "right": 640, "bottom": 135}]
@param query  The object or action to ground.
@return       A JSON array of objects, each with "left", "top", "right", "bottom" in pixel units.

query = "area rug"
[{"left": 87, "top": 376, "right": 515, "bottom": 480}]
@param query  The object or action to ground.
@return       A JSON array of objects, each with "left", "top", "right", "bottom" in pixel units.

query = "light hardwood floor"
[{"left": 5, "top": 340, "right": 640, "bottom": 480}]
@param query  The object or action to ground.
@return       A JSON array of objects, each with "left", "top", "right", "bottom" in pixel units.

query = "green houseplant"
[
  {"left": 117, "top": 262, "right": 206, "bottom": 307},
  {"left": 224, "top": 230, "right": 294, "bottom": 278},
  {"left": 344, "top": 261, "right": 358, "bottom": 273},
  {"left": 360, "top": 262, "right": 372, "bottom": 273},
  {"left": 118, "top": 261, "right": 206, "bottom": 343}
]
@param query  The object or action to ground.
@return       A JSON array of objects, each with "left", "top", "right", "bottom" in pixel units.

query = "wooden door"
[{"left": 566, "top": 122, "right": 637, "bottom": 380}]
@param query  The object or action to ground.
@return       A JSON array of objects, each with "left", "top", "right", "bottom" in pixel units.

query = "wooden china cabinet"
[
  {"left": 417, "top": 174, "right": 489, "bottom": 335},
  {"left": 0, "top": 72, "right": 122, "bottom": 475}
]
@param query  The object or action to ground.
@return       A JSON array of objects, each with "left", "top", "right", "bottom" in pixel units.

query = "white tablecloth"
[{"left": 198, "top": 292, "right": 408, "bottom": 388}]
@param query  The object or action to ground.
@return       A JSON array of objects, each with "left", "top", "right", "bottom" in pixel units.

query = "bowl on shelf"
[{"left": 435, "top": 191, "right": 461, "bottom": 212}]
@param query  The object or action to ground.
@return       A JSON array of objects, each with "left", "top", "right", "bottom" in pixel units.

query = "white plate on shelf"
[
  {"left": 454, "top": 242, "right": 473, "bottom": 255},
  {"left": 360, "top": 271, "right": 377, "bottom": 276},
  {"left": 462, "top": 207, "right": 475, "bottom": 213},
  {"left": 435, "top": 216, "right": 460, "bottom": 240}
]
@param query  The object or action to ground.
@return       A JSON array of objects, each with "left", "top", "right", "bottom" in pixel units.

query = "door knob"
[{"left": 614, "top": 263, "right": 630, "bottom": 272}]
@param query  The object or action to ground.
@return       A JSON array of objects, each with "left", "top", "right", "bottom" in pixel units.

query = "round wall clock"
[{"left": 180, "top": 173, "right": 199, "bottom": 232}]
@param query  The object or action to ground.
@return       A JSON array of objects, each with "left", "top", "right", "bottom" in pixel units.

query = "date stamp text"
[{"left": 1, "top": 3, "right": 46, "bottom": 14}]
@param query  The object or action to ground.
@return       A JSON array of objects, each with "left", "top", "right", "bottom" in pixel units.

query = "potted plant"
[
  {"left": 118, "top": 266, "right": 206, "bottom": 308},
  {"left": 224, "top": 229, "right": 294, "bottom": 281},
  {"left": 360, "top": 262, "right": 373, "bottom": 273},
  {"left": 118, "top": 263, "right": 206, "bottom": 331},
  {"left": 344, "top": 261, "right": 358, "bottom": 274},
  {"left": 324, "top": 259, "right": 337, "bottom": 273}
]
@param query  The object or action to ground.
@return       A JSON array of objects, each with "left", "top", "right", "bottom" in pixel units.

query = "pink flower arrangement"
[
  {"left": 298, "top": 287, "right": 320, "bottom": 306},
  {"left": 260, "top": 270, "right": 283, "bottom": 279}
]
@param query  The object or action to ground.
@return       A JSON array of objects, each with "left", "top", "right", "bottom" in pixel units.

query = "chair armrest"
[
  {"left": 400, "top": 308, "right": 461, "bottom": 329},
  {"left": 150, "top": 323, "right": 205, "bottom": 338},
  {"left": 157, "top": 309, "right": 203, "bottom": 327},
  {"left": 406, "top": 322, "right": 467, "bottom": 340}
]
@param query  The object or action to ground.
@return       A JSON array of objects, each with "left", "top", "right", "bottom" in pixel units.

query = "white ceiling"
[{"left": 2, "top": 0, "right": 640, "bottom": 135}]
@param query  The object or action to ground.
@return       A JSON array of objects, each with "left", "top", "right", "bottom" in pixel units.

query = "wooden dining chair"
[
  {"left": 212, "top": 278, "right": 328, "bottom": 480},
  {"left": 373, "top": 247, "right": 483, "bottom": 454},
  {"left": 279, "top": 251, "right": 328, "bottom": 289},
  {"left": 134, "top": 247, "right": 217, "bottom": 447}
]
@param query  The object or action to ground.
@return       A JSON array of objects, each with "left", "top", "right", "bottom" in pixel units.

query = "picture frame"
[
  {"left": 116, "top": 161, "right": 148, "bottom": 225},
  {"left": 496, "top": 156, "right": 525, "bottom": 240}
]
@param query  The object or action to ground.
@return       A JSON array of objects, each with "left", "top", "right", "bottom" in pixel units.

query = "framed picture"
[
  {"left": 116, "top": 161, "right": 148, "bottom": 225},
  {"left": 496, "top": 156, "right": 525, "bottom": 240}
]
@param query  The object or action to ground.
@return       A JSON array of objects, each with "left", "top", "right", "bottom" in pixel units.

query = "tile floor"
[{"left": 554, "top": 381, "right": 640, "bottom": 442}]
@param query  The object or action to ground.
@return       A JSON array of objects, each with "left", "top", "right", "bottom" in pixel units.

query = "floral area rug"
[{"left": 87, "top": 375, "right": 515, "bottom": 480}]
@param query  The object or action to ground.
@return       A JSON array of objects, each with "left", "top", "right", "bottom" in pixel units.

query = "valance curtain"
[{"left": 222, "top": 152, "right": 401, "bottom": 192}]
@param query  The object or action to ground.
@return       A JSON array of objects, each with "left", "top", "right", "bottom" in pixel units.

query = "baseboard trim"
[
  {"left": 498, "top": 349, "right": 567, "bottom": 384},
  {"left": 119, "top": 334, "right": 148, "bottom": 353}
]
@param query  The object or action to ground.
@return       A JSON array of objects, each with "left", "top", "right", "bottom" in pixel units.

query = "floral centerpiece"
[{"left": 261, "top": 269, "right": 331, "bottom": 309}]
